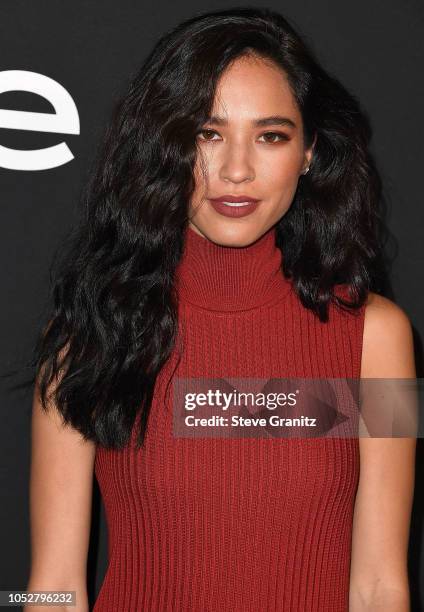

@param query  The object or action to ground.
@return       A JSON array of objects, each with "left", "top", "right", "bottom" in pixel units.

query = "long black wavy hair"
[{"left": 31, "top": 7, "right": 389, "bottom": 450}]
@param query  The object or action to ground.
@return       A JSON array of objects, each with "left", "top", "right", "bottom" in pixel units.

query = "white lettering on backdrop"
[{"left": 0, "top": 70, "right": 80, "bottom": 171}]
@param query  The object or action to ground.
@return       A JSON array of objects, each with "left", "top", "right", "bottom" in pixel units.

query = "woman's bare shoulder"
[{"left": 361, "top": 291, "right": 415, "bottom": 378}]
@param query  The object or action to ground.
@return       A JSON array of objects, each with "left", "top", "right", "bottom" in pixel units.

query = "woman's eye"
[
  {"left": 260, "top": 132, "right": 289, "bottom": 143},
  {"left": 197, "top": 129, "right": 220, "bottom": 141}
]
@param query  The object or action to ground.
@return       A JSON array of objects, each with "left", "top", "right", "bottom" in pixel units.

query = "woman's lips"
[{"left": 208, "top": 198, "right": 261, "bottom": 218}]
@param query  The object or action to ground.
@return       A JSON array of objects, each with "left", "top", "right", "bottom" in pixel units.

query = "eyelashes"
[
  {"left": 196, "top": 129, "right": 217, "bottom": 141},
  {"left": 260, "top": 132, "right": 290, "bottom": 144},
  {"left": 196, "top": 129, "right": 290, "bottom": 144}
]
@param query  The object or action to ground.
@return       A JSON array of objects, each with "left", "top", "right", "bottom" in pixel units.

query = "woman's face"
[{"left": 189, "top": 54, "right": 315, "bottom": 246}]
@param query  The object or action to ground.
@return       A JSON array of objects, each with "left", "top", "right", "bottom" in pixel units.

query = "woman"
[{"left": 26, "top": 7, "right": 416, "bottom": 612}]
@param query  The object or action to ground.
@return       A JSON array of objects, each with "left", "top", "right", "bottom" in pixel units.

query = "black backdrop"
[{"left": 1, "top": 1, "right": 423, "bottom": 610}]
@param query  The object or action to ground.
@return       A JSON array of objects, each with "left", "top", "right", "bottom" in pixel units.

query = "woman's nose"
[{"left": 219, "top": 142, "right": 255, "bottom": 183}]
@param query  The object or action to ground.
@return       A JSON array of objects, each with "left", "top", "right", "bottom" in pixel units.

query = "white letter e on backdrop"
[{"left": 0, "top": 70, "right": 80, "bottom": 171}]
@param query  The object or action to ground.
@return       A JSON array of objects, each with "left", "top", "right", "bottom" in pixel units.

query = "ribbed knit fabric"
[{"left": 93, "top": 225, "right": 366, "bottom": 612}]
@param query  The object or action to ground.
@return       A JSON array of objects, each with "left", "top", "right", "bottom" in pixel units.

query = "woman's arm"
[
  {"left": 349, "top": 293, "right": 417, "bottom": 611},
  {"left": 24, "top": 370, "right": 96, "bottom": 612}
]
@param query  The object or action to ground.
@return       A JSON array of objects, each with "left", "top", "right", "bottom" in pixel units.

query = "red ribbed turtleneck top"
[{"left": 93, "top": 225, "right": 366, "bottom": 612}]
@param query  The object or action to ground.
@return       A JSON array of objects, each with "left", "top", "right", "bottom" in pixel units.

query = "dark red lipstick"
[{"left": 208, "top": 195, "right": 261, "bottom": 218}]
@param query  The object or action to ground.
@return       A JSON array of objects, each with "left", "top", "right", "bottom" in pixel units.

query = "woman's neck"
[{"left": 174, "top": 225, "right": 292, "bottom": 312}]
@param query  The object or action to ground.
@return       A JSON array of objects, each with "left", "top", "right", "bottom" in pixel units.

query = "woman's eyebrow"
[{"left": 206, "top": 114, "right": 297, "bottom": 128}]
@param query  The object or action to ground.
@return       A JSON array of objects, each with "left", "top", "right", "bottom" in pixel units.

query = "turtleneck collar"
[{"left": 174, "top": 225, "right": 292, "bottom": 313}]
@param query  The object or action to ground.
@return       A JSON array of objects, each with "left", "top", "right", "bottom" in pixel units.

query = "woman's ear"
[
  {"left": 307, "top": 132, "right": 317, "bottom": 165},
  {"left": 302, "top": 132, "right": 316, "bottom": 174}
]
